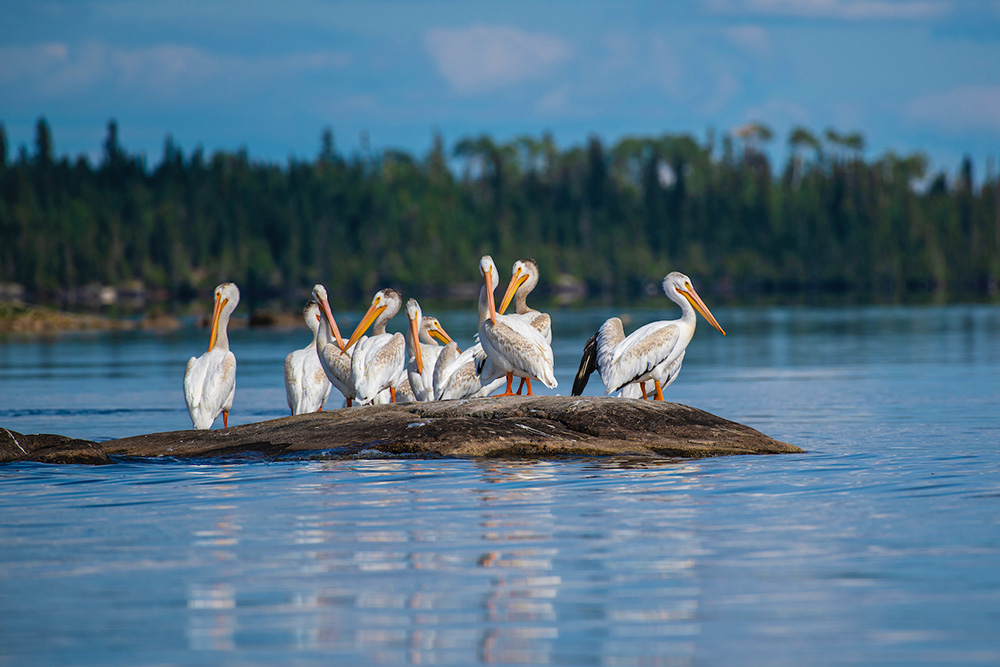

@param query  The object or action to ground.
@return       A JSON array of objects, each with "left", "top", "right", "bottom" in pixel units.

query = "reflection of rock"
[{"left": 1, "top": 397, "right": 802, "bottom": 465}]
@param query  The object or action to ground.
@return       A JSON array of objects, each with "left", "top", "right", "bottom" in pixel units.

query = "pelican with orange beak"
[
  {"left": 478, "top": 255, "right": 557, "bottom": 396},
  {"left": 405, "top": 298, "right": 455, "bottom": 401},
  {"left": 183, "top": 282, "right": 240, "bottom": 429},
  {"left": 497, "top": 258, "right": 552, "bottom": 395},
  {"left": 284, "top": 300, "right": 333, "bottom": 415},
  {"left": 311, "top": 284, "right": 357, "bottom": 407},
  {"left": 571, "top": 272, "right": 725, "bottom": 400},
  {"left": 344, "top": 288, "right": 408, "bottom": 404}
]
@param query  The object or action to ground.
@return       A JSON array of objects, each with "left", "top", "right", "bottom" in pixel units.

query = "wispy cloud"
[
  {"left": 424, "top": 25, "right": 573, "bottom": 95},
  {"left": 708, "top": 0, "right": 950, "bottom": 20},
  {"left": 0, "top": 41, "right": 352, "bottom": 103},
  {"left": 906, "top": 84, "right": 1000, "bottom": 132}
]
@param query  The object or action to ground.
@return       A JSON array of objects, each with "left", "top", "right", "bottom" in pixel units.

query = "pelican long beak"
[
  {"left": 498, "top": 268, "right": 528, "bottom": 316},
  {"left": 409, "top": 314, "right": 424, "bottom": 374},
  {"left": 318, "top": 297, "right": 345, "bottom": 349},
  {"left": 679, "top": 283, "right": 726, "bottom": 335},
  {"left": 428, "top": 322, "right": 455, "bottom": 347},
  {"left": 344, "top": 301, "right": 387, "bottom": 353},
  {"left": 484, "top": 271, "right": 497, "bottom": 323},
  {"left": 207, "top": 295, "right": 227, "bottom": 351}
]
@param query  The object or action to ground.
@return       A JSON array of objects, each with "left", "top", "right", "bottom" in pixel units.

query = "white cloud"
[
  {"left": 708, "top": 0, "right": 950, "bottom": 20},
  {"left": 424, "top": 24, "right": 573, "bottom": 95},
  {"left": 0, "top": 41, "right": 352, "bottom": 102},
  {"left": 906, "top": 85, "right": 1000, "bottom": 133}
]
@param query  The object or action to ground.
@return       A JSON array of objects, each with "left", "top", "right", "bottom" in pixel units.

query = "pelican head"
[
  {"left": 663, "top": 272, "right": 725, "bottom": 335},
  {"left": 422, "top": 316, "right": 454, "bottom": 346},
  {"left": 303, "top": 299, "right": 322, "bottom": 334},
  {"left": 344, "top": 288, "right": 402, "bottom": 352},
  {"left": 311, "top": 283, "right": 345, "bottom": 349},
  {"left": 208, "top": 282, "right": 240, "bottom": 351},
  {"left": 479, "top": 256, "right": 500, "bottom": 322},
  {"left": 499, "top": 258, "right": 539, "bottom": 315}
]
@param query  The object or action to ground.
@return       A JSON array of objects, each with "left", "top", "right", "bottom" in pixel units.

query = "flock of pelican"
[{"left": 183, "top": 257, "right": 725, "bottom": 430}]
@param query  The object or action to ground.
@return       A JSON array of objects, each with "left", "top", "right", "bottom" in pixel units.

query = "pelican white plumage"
[
  {"left": 284, "top": 300, "right": 333, "bottom": 415},
  {"left": 497, "top": 257, "right": 552, "bottom": 395},
  {"left": 478, "top": 255, "right": 557, "bottom": 396},
  {"left": 432, "top": 341, "right": 506, "bottom": 400},
  {"left": 498, "top": 258, "right": 551, "bottom": 342},
  {"left": 344, "top": 288, "right": 408, "bottom": 404},
  {"left": 431, "top": 275, "right": 505, "bottom": 400},
  {"left": 571, "top": 272, "right": 725, "bottom": 400},
  {"left": 312, "top": 284, "right": 356, "bottom": 407},
  {"left": 184, "top": 282, "right": 240, "bottom": 429},
  {"left": 405, "top": 298, "right": 454, "bottom": 401}
]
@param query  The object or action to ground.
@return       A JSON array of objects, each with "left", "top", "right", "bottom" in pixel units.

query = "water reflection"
[{"left": 174, "top": 460, "right": 706, "bottom": 664}]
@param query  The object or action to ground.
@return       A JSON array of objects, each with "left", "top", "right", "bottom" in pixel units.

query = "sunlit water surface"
[{"left": 1, "top": 305, "right": 999, "bottom": 665}]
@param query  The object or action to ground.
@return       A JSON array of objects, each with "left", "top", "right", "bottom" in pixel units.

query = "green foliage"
[{"left": 1, "top": 117, "right": 999, "bottom": 305}]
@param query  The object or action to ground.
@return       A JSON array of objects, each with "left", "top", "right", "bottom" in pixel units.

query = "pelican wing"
[
  {"left": 599, "top": 321, "right": 680, "bottom": 394},
  {"left": 408, "top": 343, "right": 443, "bottom": 401},
  {"left": 283, "top": 350, "right": 298, "bottom": 413},
  {"left": 352, "top": 332, "right": 406, "bottom": 403},
  {"left": 286, "top": 346, "right": 332, "bottom": 414},
  {"left": 319, "top": 341, "right": 354, "bottom": 401},
  {"left": 504, "top": 311, "right": 552, "bottom": 343},
  {"left": 482, "top": 315, "right": 557, "bottom": 388},
  {"left": 183, "top": 349, "right": 236, "bottom": 429}
]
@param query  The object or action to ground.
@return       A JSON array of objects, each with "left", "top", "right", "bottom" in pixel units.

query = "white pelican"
[
  {"left": 312, "top": 284, "right": 356, "bottom": 407},
  {"left": 571, "top": 272, "right": 725, "bottom": 400},
  {"left": 478, "top": 255, "right": 557, "bottom": 396},
  {"left": 405, "top": 298, "right": 455, "bottom": 401},
  {"left": 344, "top": 288, "right": 408, "bottom": 404},
  {"left": 432, "top": 341, "right": 506, "bottom": 400},
  {"left": 497, "top": 258, "right": 552, "bottom": 395},
  {"left": 431, "top": 274, "right": 506, "bottom": 400},
  {"left": 183, "top": 282, "right": 240, "bottom": 429},
  {"left": 498, "top": 258, "right": 551, "bottom": 341},
  {"left": 284, "top": 300, "right": 333, "bottom": 415}
]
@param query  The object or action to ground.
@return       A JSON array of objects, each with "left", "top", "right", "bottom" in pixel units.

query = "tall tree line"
[{"left": 1, "top": 118, "right": 998, "bottom": 307}]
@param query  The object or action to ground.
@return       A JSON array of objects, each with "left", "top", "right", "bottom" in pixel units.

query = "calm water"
[{"left": 1, "top": 304, "right": 999, "bottom": 665}]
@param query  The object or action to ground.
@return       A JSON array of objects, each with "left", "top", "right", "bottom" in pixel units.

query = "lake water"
[{"left": 1, "top": 304, "right": 999, "bottom": 665}]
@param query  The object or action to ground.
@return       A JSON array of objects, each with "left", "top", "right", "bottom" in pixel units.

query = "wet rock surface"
[{"left": 1, "top": 396, "right": 803, "bottom": 465}]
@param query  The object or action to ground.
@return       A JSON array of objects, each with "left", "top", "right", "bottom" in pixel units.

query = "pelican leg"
[
  {"left": 346, "top": 398, "right": 352, "bottom": 408},
  {"left": 515, "top": 377, "right": 526, "bottom": 395},
  {"left": 390, "top": 387, "right": 397, "bottom": 403},
  {"left": 525, "top": 378, "right": 534, "bottom": 396},
  {"left": 222, "top": 410, "right": 229, "bottom": 428},
  {"left": 654, "top": 380, "right": 665, "bottom": 401},
  {"left": 640, "top": 381, "right": 648, "bottom": 399},
  {"left": 498, "top": 372, "right": 516, "bottom": 397}
]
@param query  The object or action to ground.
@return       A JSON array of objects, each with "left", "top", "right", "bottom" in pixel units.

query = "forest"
[{"left": 1, "top": 117, "right": 998, "bottom": 311}]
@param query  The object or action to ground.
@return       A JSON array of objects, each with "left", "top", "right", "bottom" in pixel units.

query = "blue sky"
[{"left": 3, "top": 0, "right": 1000, "bottom": 178}]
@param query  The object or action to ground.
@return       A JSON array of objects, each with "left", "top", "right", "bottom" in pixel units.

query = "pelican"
[
  {"left": 405, "top": 298, "right": 455, "bottom": 401},
  {"left": 183, "top": 282, "right": 240, "bottom": 429},
  {"left": 498, "top": 258, "right": 551, "bottom": 341},
  {"left": 497, "top": 258, "right": 552, "bottom": 395},
  {"left": 312, "top": 284, "right": 355, "bottom": 407},
  {"left": 478, "top": 255, "right": 557, "bottom": 396},
  {"left": 431, "top": 273, "right": 506, "bottom": 400},
  {"left": 432, "top": 341, "right": 506, "bottom": 400},
  {"left": 284, "top": 300, "right": 333, "bottom": 415},
  {"left": 571, "top": 272, "right": 725, "bottom": 400},
  {"left": 344, "top": 288, "right": 408, "bottom": 404}
]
